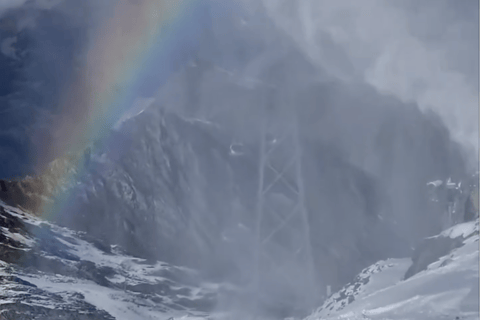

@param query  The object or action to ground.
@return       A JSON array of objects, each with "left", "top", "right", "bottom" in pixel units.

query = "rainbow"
[{"left": 35, "top": 0, "right": 220, "bottom": 219}]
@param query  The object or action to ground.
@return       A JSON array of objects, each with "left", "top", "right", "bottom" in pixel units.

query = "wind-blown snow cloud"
[{"left": 261, "top": 0, "right": 478, "bottom": 160}]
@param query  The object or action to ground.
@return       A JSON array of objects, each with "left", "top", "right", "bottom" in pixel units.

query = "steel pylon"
[{"left": 252, "top": 87, "right": 318, "bottom": 315}]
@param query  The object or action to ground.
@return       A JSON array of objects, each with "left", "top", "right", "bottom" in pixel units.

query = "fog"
[
  {"left": 0, "top": 0, "right": 478, "bottom": 319},
  {"left": 261, "top": 0, "right": 478, "bottom": 161}
]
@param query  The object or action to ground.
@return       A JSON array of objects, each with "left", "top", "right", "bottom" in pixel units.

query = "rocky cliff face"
[{"left": 0, "top": 154, "right": 80, "bottom": 214}]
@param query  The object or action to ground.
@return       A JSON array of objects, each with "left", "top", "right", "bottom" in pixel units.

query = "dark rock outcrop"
[
  {"left": 404, "top": 220, "right": 479, "bottom": 279},
  {"left": 0, "top": 153, "right": 80, "bottom": 214},
  {"left": 404, "top": 236, "right": 464, "bottom": 280}
]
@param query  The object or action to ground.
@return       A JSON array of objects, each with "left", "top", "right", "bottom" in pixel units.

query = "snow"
[
  {"left": 440, "top": 220, "right": 479, "bottom": 239},
  {"left": 427, "top": 180, "right": 443, "bottom": 187},
  {"left": 1, "top": 202, "right": 218, "bottom": 320},
  {"left": 229, "top": 143, "right": 244, "bottom": 156},
  {"left": 184, "top": 117, "right": 219, "bottom": 129},
  {"left": 114, "top": 98, "right": 156, "bottom": 130},
  {"left": 2, "top": 192, "right": 478, "bottom": 320},
  {"left": 6, "top": 226, "right": 210, "bottom": 319},
  {"left": 0, "top": 227, "right": 36, "bottom": 247},
  {"left": 308, "top": 259, "right": 412, "bottom": 318},
  {"left": 14, "top": 271, "right": 216, "bottom": 320},
  {"left": 305, "top": 221, "right": 479, "bottom": 320},
  {"left": 0, "top": 202, "right": 44, "bottom": 226},
  {"left": 17, "top": 274, "right": 172, "bottom": 320}
]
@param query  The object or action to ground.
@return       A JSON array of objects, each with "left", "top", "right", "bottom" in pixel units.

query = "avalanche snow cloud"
[{"left": 261, "top": 0, "right": 479, "bottom": 164}]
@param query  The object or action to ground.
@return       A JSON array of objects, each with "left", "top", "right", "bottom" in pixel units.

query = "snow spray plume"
[{"left": 261, "top": 0, "right": 478, "bottom": 168}]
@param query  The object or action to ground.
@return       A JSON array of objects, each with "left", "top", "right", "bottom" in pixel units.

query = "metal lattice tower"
[
  {"left": 189, "top": 62, "right": 320, "bottom": 315},
  {"left": 252, "top": 87, "right": 318, "bottom": 315}
]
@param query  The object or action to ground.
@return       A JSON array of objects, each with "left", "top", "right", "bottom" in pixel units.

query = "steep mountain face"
[
  {"left": 48, "top": 86, "right": 467, "bottom": 318},
  {"left": 56, "top": 111, "right": 257, "bottom": 274}
]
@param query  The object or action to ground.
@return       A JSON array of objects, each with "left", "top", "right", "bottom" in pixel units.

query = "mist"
[
  {"left": 261, "top": 0, "right": 478, "bottom": 163},
  {"left": 0, "top": 0, "right": 478, "bottom": 319}
]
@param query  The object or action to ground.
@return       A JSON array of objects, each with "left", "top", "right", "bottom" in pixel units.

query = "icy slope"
[
  {"left": 0, "top": 201, "right": 216, "bottom": 320},
  {"left": 305, "top": 219, "right": 479, "bottom": 320}
]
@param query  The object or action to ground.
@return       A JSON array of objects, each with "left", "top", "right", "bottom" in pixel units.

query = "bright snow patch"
[
  {"left": 440, "top": 220, "right": 479, "bottom": 239},
  {"left": 114, "top": 98, "right": 156, "bottom": 130},
  {"left": 306, "top": 221, "right": 479, "bottom": 320},
  {"left": 427, "top": 180, "right": 443, "bottom": 187}
]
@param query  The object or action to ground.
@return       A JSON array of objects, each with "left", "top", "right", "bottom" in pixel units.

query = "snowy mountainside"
[
  {"left": 48, "top": 96, "right": 469, "bottom": 317},
  {"left": 308, "top": 259, "right": 413, "bottom": 317},
  {"left": 2, "top": 103, "right": 414, "bottom": 318},
  {"left": 305, "top": 219, "right": 479, "bottom": 320},
  {"left": 440, "top": 220, "right": 479, "bottom": 239},
  {"left": 58, "top": 105, "right": 390, "bottom": 294},
  {"left": 0, "top": 201, "right": 217, "bottom": 320},
  {"left": 59, "top": 108, "right": 261, "bottom": 275}
]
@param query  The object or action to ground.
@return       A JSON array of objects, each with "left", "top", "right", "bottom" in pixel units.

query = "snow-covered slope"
[
  {"left": 305, "top": 219, "right": 479, "bottom": 320},
  {"left": 0, "top": 201, "right": 216, "bottom": 320}
]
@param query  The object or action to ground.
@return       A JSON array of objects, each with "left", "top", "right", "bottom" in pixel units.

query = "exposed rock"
[
  {"left": 0, "top": 154, "right": 81, "bottom": 214},
  {"left": 404, "top": 220, "right": 479, "bottom": 279}
]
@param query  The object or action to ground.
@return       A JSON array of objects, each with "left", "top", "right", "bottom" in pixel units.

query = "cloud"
[{"left": 260, "top": 0, "right": 478, "bottom": 158}]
